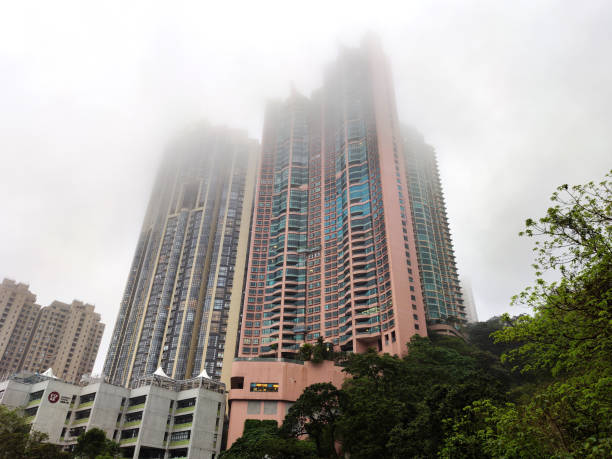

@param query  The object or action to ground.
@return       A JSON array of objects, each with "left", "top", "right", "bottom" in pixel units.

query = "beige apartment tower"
[
  {"left": 103, "top": 124, "right": 258, "bottom": 389},
  {"left": 0, "top": 278, "right": 105, "bottom": 383},
  {"left": 0, "top": 279, "right": 40, "bottom": 376}
]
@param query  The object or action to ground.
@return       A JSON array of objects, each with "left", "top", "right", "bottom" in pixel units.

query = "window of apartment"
[
  {"left": 28, "top": 390, "right": 44, "bottom": 402},
  {"left": 74, "top": 409, "right": 91, "bottom": 420},
  {"left": 247, "top": 401, "right": 261, "bottom": 415},
  {"left": 120, "top": 428, "right": 139, "bottom": 439},
  {"left": 174, "top": 414, "right": 193, "bottom": 425},
  {"left": 176, "top": 397, "right": 196, "bottom": 409},
  {"left": 69, "top": 426, "right": 86, "bottom": 438},
  {"left": 263, "top": 401, "right": 277, "bottom": 415},
  {"left": 79, "top": 392, "right": 96, "bottom": 405},
  {"left": 128, "top": 395, "right": 146, "bottom": 407},
  {"left": 170, "top": 430, "right": 191, "bottom": 442},
  {"left": 125, "top": 411, "right": 142, "bottom": 422}
]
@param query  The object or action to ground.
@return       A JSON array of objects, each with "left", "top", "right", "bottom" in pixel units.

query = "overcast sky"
[{"left": 1, "top": 1, "right": 611, "bottom": 373}]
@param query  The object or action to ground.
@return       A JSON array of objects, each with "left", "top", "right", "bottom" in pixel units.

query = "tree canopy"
[
  {"left": 73, "top": 428, "right": 120, "bottom": 459},
  {"left": 0, "top": 405, "right": 69, "bottom": 459},
  {"left": 445, "top": 171, "right": 612, "bottom": 457}
]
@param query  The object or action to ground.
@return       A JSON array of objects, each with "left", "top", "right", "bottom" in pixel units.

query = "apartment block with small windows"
[
  {"left": 0, "top": 279, "right": 104, "bottom": 383},
  {"left": 0, "top": 371, "right": 225, "bottom": 459},
  {"left": 0, "top": 279, "right": 39, "bottom": 376}
]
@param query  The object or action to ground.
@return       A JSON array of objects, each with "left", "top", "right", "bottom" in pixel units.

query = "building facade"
[
  {"left": 0, "top": 371, "right": 225, "bottom": 459},
  {"left": 228, "top": 37, "right": 442, "bottom": 444},
  {"left": 103, "top": 125, "right": 258, "bottom": 388},
  {"left": 401, "top": 127, "right": 466, "bottom": 330},
  {"left": 460, "top": 278, "right": 478, "bottom": 323},
  {"left": 237, "top": 37, "right": 427, "bottom": 362},
  {"left": 0, "top": 279, "right": 104, "bottom": 384},
  {"left": 0, "top": 279, "right": 39, "bottom": 376}
]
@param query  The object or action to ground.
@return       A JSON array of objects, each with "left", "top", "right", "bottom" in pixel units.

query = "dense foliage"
[
  {"left": 220, "top": 420, "right": 317, "bottom": 459},
  {"left": 0, "top": 408, "right": 120, "bottom": 459},
  {"left": 0, "top": 405, "right": 70, "bottom": 458},
  {"left": 225, "top": 172, "right": 611, "bottom": 458},
  {"left": 445, "top": 172, "right": 612, "bottom": 458},
  {"left": 73, "top": 428, "right": 120, "bottom": 459}
]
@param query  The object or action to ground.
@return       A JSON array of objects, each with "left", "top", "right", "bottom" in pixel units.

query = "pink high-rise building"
[{"left": 228, "top": 37, "right": 432, "bottom": 445}]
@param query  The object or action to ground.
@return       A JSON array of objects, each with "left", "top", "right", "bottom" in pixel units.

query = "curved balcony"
[{"left": 355, "top": 325, "right": 381, "bottom": 336}]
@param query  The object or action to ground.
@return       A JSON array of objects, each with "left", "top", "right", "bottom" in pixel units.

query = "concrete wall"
[
  {"left": 1, "top": 375, "right": 226, "bottom": 459},
  {"left": 86, "top": 382, "right": 129, "bottom": 440},
  {"left": 0, "top": 379, "right": 31, "bottom": 408},
  {"left": 30, "top": 380, "right": 80, "bottom": 442},
  {"left": 189, "top": 388, "right": 225, "bottom": 458},
  {"left": 137, "top": 385, "right": 173, "bottom": 450}
]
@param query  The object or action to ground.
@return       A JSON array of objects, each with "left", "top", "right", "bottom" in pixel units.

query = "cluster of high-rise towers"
[{"left": 103, "top": 36, "right": 468, "bottom": 443}]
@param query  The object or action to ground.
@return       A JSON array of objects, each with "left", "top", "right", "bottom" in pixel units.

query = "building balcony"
[
  {"left": 26, "top": 398, "right": 41, "bottom": 408},
  {"left": 127, "top": 403, "right": 145, "bottom": 412},
  {"left": 120, "top": 437, "right": 137, "bottom": 445},
  {"left": 355, "top": 306, "right": 380, "bottom": 316},
  {"left": 122, "top": 420, "right": 142, "bottom": 428},
  {"left": 78, "top": 400, "right": 94, "bottom": 409},
  {"left": 172, "top": 422, "right": 193, "bottom": 431},
  {"left": 169, "top": 439, "right": 190, "bottom": 447},
  {"left": 175, "top": 405, "right": 195, "bottom": 414},
  {"left": 356, "top": 326, "right": 381, "bottom": 336}
]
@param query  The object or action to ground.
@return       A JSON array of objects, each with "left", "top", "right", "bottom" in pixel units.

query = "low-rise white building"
[{"left": 0, "top": 370, "right": 225, "bottom": 459}]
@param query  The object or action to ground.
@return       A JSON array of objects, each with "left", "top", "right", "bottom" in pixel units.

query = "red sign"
[{"left": 48, "top": 391, "right": 60, "bottom": 403}]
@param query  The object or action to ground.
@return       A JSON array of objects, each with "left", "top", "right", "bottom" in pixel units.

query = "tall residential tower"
[
  {"left": 237, "top": 38, "right": 428, "bottom": 361},
  {"left": 103, "top": 125, "right": 258, "bottom": 388},
  {"left": 402, "top": 127, "right": 465, "bottom": 330},
  {"left": 228, "top": 37, "right": 448, "bottom": 444}
]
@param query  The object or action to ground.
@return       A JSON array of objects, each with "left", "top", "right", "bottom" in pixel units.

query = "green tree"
[
  {"left": 336, "top": 336, "right": 511, "bottom": 458},
  {"left": 461, "top": 316, "right": 515, "bottom": 357},
  {"left": 73, "top": 428, "right": 120, "bottom": 459},
  {"left": 298, "top": 343, "right": 313, "bottom": 361},
  {"left": 281, "top": 383, "right": 345, "bottom": 458},
  {"left": 0, "top": 405, "right": 30, "bottom": 459},
  {"left": 0, "top": 405, "right": 70, "bottom": 459},
  {"left": 220, "top": 420, "right": 317, "bottom": 459},
  {"left": 444, "top": 172, "right": 612, "bottom": 457}
]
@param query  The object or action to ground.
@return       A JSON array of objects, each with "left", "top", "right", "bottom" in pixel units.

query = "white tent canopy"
[
  {"left": 153, "top": 367, "right": 169, "bottom": 378},
  {"left": 196, "top": 368, "right": 211, "bottom": 379},
  {"left": 41, "top": 368, "right": 57, "bottom": 379}
]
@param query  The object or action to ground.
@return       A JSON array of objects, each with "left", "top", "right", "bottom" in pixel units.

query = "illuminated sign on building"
[{"left": 250, "top": 383, "right": 279, "bottom": 392}]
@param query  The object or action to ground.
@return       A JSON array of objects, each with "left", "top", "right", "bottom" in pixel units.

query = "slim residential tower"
[
  {"left": 103, "top": 125, "right": 258, "bottom": 388},
  {"left": 402, "top": 127, "right": 466, "bottom": 330}
]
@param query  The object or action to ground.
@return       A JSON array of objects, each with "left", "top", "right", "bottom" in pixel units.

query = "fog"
[{"left": 1, "top": 1, "right": 611, "bottom": 373}]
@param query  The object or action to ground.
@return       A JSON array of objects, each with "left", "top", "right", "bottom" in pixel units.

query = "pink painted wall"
[{"left": 226, "top": 359, "right": 346, "bottom": 446}]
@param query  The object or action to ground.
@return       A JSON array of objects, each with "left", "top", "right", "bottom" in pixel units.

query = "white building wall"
[
  {"left": 189, "top": 388, "right": 225, "bottom": 459},
  {"left": 29, "top": 379, "right": 80, "bottom": 443},
  {"left": 0, "top": 374, "right": 225, "bottom": 459}
]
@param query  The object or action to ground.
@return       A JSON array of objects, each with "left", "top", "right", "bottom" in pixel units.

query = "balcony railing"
[
  {"left": 120, "top": 437, "right": 137, "bottom": 445},
  {"left": 175, "top": 405, "right": 195, "bottom": 414}
]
